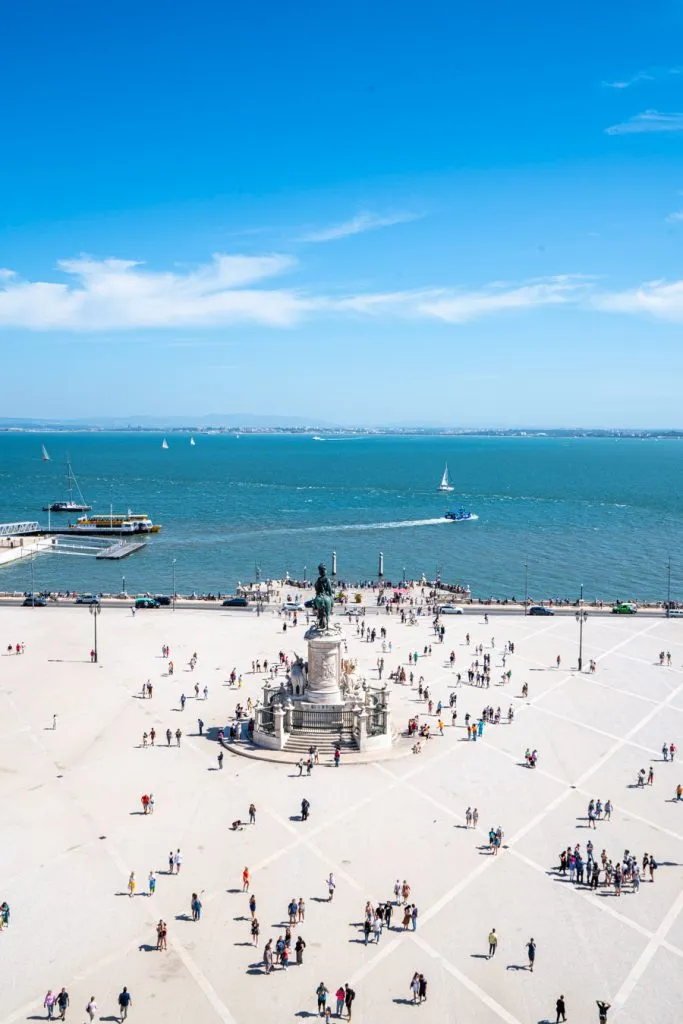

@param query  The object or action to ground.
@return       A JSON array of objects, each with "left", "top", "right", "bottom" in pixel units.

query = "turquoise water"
[{"left": 0, "top": 433, "right": 682, "bottom": 601}]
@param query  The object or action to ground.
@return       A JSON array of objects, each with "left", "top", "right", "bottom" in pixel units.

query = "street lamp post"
[
  {"left": 90, "top": 604, "right": 101, "bottom": 663},
  {"left": 122, "top": 575, "right": 126, "bottom": 595},
  {"left": 524, "top": 559, "right": 528, "bottom": 616},
  {"left": 576, "top": 584, "right": 587, "bottom": 671},
  {"left": 667, "top": 557, "right": 672, "bottom": 618},
  {"left": 172, "top": 559, "right": 176, "bottom": 612}
]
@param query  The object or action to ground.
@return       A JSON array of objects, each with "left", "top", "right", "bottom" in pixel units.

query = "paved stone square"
[{"left": 2, "top": 603, "right": 683, "bottom": 1023}]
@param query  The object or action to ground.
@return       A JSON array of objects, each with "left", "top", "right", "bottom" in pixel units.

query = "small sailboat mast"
[
  {"left": 41, "top": 444, "right": 50, "bottom": 462},
  {"left": 162, "top": 438, "right": 169, "bottom": 450},
  {"left": 190, "top": 436, "right": 196, "bottom": 446},
  {"left": 438, "top": 463, "right": 454, "bottom": 492}
]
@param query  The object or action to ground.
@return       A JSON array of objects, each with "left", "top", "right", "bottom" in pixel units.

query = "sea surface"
[{"left": 0, "top": 433, "right": 682, "bottom": 602}]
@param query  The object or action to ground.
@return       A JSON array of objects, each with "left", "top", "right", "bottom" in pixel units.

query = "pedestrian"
[
  {"left": 488, "top": 928, "right": 497, "bottom": 958},
  {"left": 298, "top": 897, "right": 306, "bottom": 922},
  {"left": 526, "top": 937, "right": 536, "bottom": 972},
  {"left": 191, "top": 893, "right": 202, "bottom": 920},
  {"left": 149, "top": 727, "right": 155, "bottom": 745},
  {"left": 128, "top": 872, "right": 136, "bottom": 898},
  {"left": 197, "top": 718, "right": 204, "bottom": 736},
  {"left": 168, "top": 851, "right": 174, "bottom": 874},
  {"left": 295, "top": 934, "right": 306, "bottom": 964},
  {"left": 243, "top": 866, "right": 250, "bottom": 891},
  {"left": 217, "top": 750, "right": 224, "bottom": 769},
  {"left": 556, "top": 994, "right": 566, "bottom": 1022},
  {"left": 174, "top": 849, "right": 182, "bottom": 874},
  {"left": 327, "top": 872, "right": 336, "bottom": 901},
  {"left": 52, "top": 714, "right": 57, "bottom": 730},
  {"left": 203, "top": 685, "right": 209, "bottom": 700},
  {"left": 251, "top": 917, "right": 260, "bottom": 945},
  {"left": 411, "top": 904, "right": 418, "bottom": 930},
  {"left": 85, "top": 997, "right": 97, "bottom": 1022},
  {"left": 596, "top": 1000, "right": 611, "bottom": 1022},
  {"left": 418, "top": 975, "right": 427, "bottom": 1004},
  {"left": 249, "top": 802, "right": 256, "bottom": 824},
  {"left": 118, "top": 987, "right": 132, "bottom": 1021},
  {"left": 410, "top": 972, "right": 420, "bottom": 1003},
  {"left": 317, "top": 983, "right": 329, "bottom": 1016},
  {"left": 44, "top": 990, "right": 57, "bottom": 1019},
  {"left": 175, "top": 728, "right": 182, "bottom": 747},
  {"left": 264, "top": 938, "right": 274, "bottom": 974},
  {"left": 249, "top": 894, "right": 256, "bottom": 918},
  {"left": 180, "top": 694, "right": 186, "bottom": 710},
  {"left": 344, "top": 985, "right": 355, "bottom": 1020},
  {"left": 335, "top": 986, "right": 346, "bottom": 1017},
  {"left": 148, "top": 871, "right": 156, "bottom": 896},
  {"left": 301, "top": 798, "right": 310, "bottom": 821},
  {"left": 166, "top": 728, "right": 172, "bottom": 747}
]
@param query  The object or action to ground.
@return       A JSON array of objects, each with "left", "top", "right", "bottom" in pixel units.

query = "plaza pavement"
[{"left": 1, "top": 603, "right": 683, "bottom": 1024}]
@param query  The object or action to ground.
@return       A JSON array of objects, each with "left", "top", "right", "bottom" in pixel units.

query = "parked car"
[
  {"left": 282, "top": 601, "right": 303, "bottom": 611},
  {"left": 75, "top": 594, "right": 100, "bottom": 605},
  {"left": 529, "top": 606, "right": 555, "bottom": 616},
  {"left": 23, "top": 596, "right": 46, "bottom": 607},
  {"left": 135, "top": 596, "right": 160, "bottom": 609},
  {"left": 612, "top": 602, "right": 637, "bottom": 614},
  {"left": 154, "top": 595, "right": 172, "bottom": 606},
  {"left": 222, "top": 597, "right": 249, "bottom": 608},
  {"left": 438, "top": 604, "right": 463, "bottom": 615},
  {"left": 667, "top": 609, "right": 683, "bottom": 618}
]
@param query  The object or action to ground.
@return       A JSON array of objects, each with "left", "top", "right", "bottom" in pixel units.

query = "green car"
[
  {"left": 135, "top": 596, "right": 160, "bottom": 609},
  {"left": 612, "top": 602, "right": 637, "bottom": 614}
]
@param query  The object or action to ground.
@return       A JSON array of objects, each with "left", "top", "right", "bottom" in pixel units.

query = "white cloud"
[
  {"left": 333, "top": 276, "right": 591, "bottom": 323},
  {"left": 666, "top": 211, "right": 683, "bottom": 222},
  {"left": 593, "top": 279, "right": 683, "bottom": 322},
  {"left": 605, "top": 110, "right": 683, "bottom": 135},
  {"left": 603, "top": 67, "right": 681, "bottom": 89},
  {"left": 299, "top": 211, "right": 420, "bottom": 243},
  {"left": 0, "top": 253, "right": 313, "bottom": 330}
]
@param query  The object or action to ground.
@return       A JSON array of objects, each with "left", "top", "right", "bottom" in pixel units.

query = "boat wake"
[{"left": 227, "top": 517, "right": 455, "bottom": 541}]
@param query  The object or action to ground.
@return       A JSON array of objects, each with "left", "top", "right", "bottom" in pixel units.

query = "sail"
[
  {"left": 162, "top": 438, "right": 169, "bottom": 449},
  {"left": 190, "top": 437, "right": 196, "bottom": 446},
  {"left": 440, "top": 465, "right": 450, "bottom": 488},
  {"left": 41, "top": 445, "right": 50, "bottom": 462}
]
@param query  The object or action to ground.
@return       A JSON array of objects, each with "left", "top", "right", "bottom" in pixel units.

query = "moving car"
[
  {"left": 612, "top": 602, "right": 637, "bottom": 614},
  {"left": 438, "top": 604, "right": 463, "bottom": 615},
  {"left": 222, "top": 597, "right": 249, "bottom": 608},
  {"left": 282, "top": 601, "right": 303, "bottom": 611},
  {"left": 667, "top": 609, "right": 683, "bottom": 618},
  {"left": 529, "top": 606, "right": 555, "bottom": 616},
  {"left": 154, "top": 595, "right": 172, "bottom": 606},
  {"left": 135, "top": 596, "right": 160, "bottom": 609},
  {"left": 75, "top": 594, "right": 100, "bottom": 605},
  {"left": 23, "top": 596, "right": 46, "bottom": 607}
]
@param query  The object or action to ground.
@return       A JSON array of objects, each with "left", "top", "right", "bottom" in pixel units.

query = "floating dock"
[{"left": 96, "top": 540, "right": 147, "bottom": 560}]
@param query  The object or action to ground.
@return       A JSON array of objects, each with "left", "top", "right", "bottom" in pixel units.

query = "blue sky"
[{"left": 2, "top": 0, "right": 683, "bottom": 426}]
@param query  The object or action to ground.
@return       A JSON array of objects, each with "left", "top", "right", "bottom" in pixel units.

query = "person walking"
[
  {"left": 217, "top": 750, "right": 224, "bottom": 769},
  {"left": 85, "top": 997, "right": 97, "bottom": 1022},
  {"left": 295, "top": 934, "right": 306, "bottom": 964},
  {"left": 148, "top": 871, "right": 156, "bottom": 896},
  {"left": 249, "top": 803, "right": 256, "bottom": 824},
  {"left": 335, "top": 985, "right": 346, "bottom": 1017},
  {"left": 556, "top": 994, "right": 566, "bottom": 1022},
  {"left": 251, "top": 917, "right": 260, "bottom": 945},
  {"left": 44, "top": 990, "right": 57, "bottom": 1019},
  {"left": 128, "top": 872, "right": 136, "bottom": 898},
  {"left": 174, "top": 849, "right": 182, "bottom": 874},
  {"left": 316, "top": 983, "right": 329, "bottom": 1016},
  {"left": 117, "top": 986, "right": 132, "bottom": 1021},
  {"left": 56, "top": 987, "right": 69, "bottom": 1021},
  {"left": 526, "top": 937, "right": 536, "bottom": 972},
  {"left": 410, "top": 972, "right": 420, "bottom": 1003},
  {"left": 242, "top": 866, "right": 250, "bottom": 891},
  {"left": 327, "top": 873, "right": 336, "bottom": 901},
  {"left": 596, "top": 1000, "right": 611, "bottom": 1022},
  {"left": 344, "top": 985, "right": 355, "bottom": 1020},
  {"left": 418, "top": 975, "right": 427, "bottom": 1004},
  {"left": 488, "top": 928, "right": 498, "bottom": 958}
]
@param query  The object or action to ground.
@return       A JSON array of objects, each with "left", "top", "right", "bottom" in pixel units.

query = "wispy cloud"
[
  {"left": 593, "top": 279, "right": 683, "bottom": 322},
  {"left": 605, "top": 109, "right": 683, "bottom": 135},
  {"left": 299, "top": 211, "right": 420, "bottom": 243},
  {"left": 333, "top": 276, "right": 592, "bottom": 323},
  {"left": 0, "top": 253, "right": 313, "bottom": 330},
  {"left": 666, "top": 210, "right": 683, "bottom": 223},
  {"left": 603, "top": 67, "right": 681, "bottom": 89}
]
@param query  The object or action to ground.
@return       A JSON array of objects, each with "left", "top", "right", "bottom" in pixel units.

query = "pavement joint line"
[
  {"left": 410, "top": 933, "right": 525, "bottom": 1024},
  {"left": 610, "top": 884, "right": 683, "bottom": 1017},
  {"left": 528, "top": 702, "right": 665, "bottom": 758},
  {"left": 377, "top": 760, "right": 682, "bottom": 953},
  {"left": 267, "top": 808, "right": 363, "bottom": 892}
]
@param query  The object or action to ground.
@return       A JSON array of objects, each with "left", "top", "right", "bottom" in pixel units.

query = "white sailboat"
[
  {"left": 43, "top": 458, "right": 91, "bottom": 512},
  {"left": 161, "top": 438, "right": 169, "bottom": 450},
  {"left": 438, "top": 464, "right": 454, "bottom": 492},
  {"left": 41, "top": 444, "right": 50, "bottom": 462},
  {"left": 190, "top": 436, "right": 196, "bottom": 446}
]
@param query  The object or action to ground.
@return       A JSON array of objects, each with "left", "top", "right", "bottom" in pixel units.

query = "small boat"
[
  {"left": 445, "top": 507, "right": 478, "bottom": 522},
  {"left": 70, "top": 510, "right": 161, "bottom": 534},
  {"left": 438, "top": 464, "right": 454, "bottom": 492},
  {"left": 41, "top": 445, "right": 50, "bottom": 462},
  {"left": 161, "top": 438, "right": 169, "bottom": 450},
  {"left": 190, "top": 437, "right": 196, "bottom": 446},
  {"left": 43, "top": 459, "right": 91, "bottom": 512}
]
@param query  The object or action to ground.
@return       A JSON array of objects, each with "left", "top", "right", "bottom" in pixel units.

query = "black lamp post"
[
  {"left": 576, "top": 584, "right": 587, "bottom": 671},
  {"left": 90, "top": 604, "right": 101, "bottom": 663}
]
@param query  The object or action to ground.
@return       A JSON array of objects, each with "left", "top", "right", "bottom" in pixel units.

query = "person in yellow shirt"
[{"left": 488, "top": 928, "right": 498, "bottom": 958}]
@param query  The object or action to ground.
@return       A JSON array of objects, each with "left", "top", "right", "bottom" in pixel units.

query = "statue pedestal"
[{"left": 304, "top": 626, "right": 343, "bottom": 705}]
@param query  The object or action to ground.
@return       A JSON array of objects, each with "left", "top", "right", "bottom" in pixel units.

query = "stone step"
[{"left": 283, "top": 735, "right": 358, "bottom": 754}]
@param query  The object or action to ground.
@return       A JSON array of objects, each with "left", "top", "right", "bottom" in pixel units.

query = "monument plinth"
[{"left": 304, "top": 624, "right": 343, "bottom": 705}]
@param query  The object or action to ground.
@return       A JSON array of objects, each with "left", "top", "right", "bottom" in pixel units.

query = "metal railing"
[
  {"left": 291, "top": 707, "right": 356, "bottom": 732},
  {"left": 255, "top": 707, "right": 275, "bottom": 733}
]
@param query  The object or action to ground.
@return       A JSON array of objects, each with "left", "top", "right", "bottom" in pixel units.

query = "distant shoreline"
[{"left": 2, "top": 426, "right": 683, "bottom": 439}]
